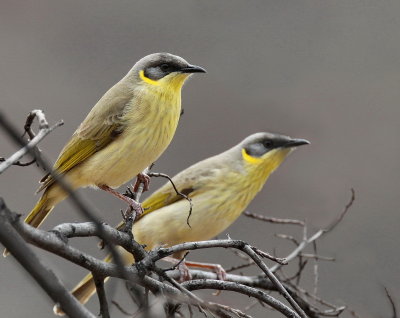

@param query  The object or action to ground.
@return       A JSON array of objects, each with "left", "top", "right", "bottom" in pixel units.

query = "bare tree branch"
[
  {"left": 51, "top": 221, "right": 146, "bottom": 260},
  {"left": 0, "top": 110, "right": 140, "bottom": 286},
  {"left": 271, "top": 189, "right": 355, "bottom": 273},
  {"left": 1, "top": 110, "right": 367, "bottom": 318},
  {"left": 94, "top": 275, "right": 110, "bottom": 318},
  {"left": 6, "top": 200, "right": 314, "bottom": 317},
  {"left": 0, "top": 110, "right": 63, "bottom": 174},
  {"left": 153, "top": 239, "right": 287, "bottom": 265},
  {"left": 241, "top": 244, "right": 308, "bottom": 318},
  {"left": 0, "top": 198, "right": 95, "bottom": 318},
  {"left": 183, "top": 280, "right": 301, "bottom": 318}
]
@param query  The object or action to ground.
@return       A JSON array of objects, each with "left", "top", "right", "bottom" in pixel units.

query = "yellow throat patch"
[
  {"left": 139, "top": 70, "right": 190, "bottom": 92},
  {"left": 241, "top": 148, "right": 263, "bottom": 164},
  {"left": 139, "top": 70, "right": 159, "bottom": 86}
]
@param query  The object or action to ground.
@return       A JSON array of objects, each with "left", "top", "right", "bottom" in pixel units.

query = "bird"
[
  {"left": 60, "top": 132, "right": 309, "bottom": 312},
  {"left": 3, "top": 53, "right": 206, "bottom": 257}
]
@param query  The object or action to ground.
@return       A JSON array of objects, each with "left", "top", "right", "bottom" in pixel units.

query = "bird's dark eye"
[
  {"left": 160, "top": 63, "right": 169, "bottom": 72},
  {"left": 263, "top": 140, "right": 273, "bottom": 148}
]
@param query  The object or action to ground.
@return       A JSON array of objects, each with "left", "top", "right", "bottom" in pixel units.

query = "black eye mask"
[{"left": 144, "top": 63, "right": 182, "bottom": 81}]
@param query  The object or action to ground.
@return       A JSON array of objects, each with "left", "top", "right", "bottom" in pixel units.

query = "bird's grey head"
[
  {"left": 239, "top": 132, "right": 310, "bottom": 158},
  {"left": 131, "top": 53, "right": 206, "bottom": 82}
]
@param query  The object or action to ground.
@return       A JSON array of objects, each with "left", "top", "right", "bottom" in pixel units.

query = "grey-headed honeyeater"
[
  {"left": 3, "top": 53, "right": 206, "bottom": 257},
  {"left": 57, "top": 132, "right": 309, "bottom": 312}
]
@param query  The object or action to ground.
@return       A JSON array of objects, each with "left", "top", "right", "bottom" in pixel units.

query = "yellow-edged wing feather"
[
  {"left": 38, "top": 81, "right": 133, "bottom": 191},
  {"left": 141, "top": 159, "right": 222, "bottom": 214}
]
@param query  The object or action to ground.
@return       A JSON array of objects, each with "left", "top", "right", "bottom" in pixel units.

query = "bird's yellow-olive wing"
[{"left": 38, "top": 83, "right": 133, "bottom": 191}]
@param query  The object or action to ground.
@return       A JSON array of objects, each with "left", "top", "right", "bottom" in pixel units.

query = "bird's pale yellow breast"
[
  {"left": 72, "top": 81, "right": 183, "bottom": 188},
  {"left": 140, "top": 149, "right": 292, "bottom": 247}
]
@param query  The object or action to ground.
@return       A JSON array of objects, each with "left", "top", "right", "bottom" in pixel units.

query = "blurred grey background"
[{"left": 1, "top": 0, "right": 399, "bottom": 317}]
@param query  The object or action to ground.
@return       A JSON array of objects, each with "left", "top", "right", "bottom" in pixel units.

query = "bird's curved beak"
[
  {"left": 283, "top": 138, "right": 310, "bottom": 148},
  {"left": 180, "top": 64, "right": 207, "bottom": 73}
]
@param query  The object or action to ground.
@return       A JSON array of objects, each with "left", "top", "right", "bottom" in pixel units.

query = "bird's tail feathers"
[
  {"left": 25, "top": 193, "right": 55, "bottom": 229},
  {"left": 3, "top": 185, "right": 65, "bottom": 257}
]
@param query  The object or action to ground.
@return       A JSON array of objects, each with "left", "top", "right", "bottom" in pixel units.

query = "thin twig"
[
  {"left": 299, "top": 254, "right": 334, "bottom": 261},
  {"left": 226, "top": 250, "right": 255, "bottom": 272},
  {"left": 286, "top": 281, "right": 345, "bottom": 314},
  {"left": 312, "top": 241, "right": 319, "bottom": 300},
  {"left": 148, "top": 172, "right": 193, "bottom": 227},
  {"left": 244, "top": 211, "right": 305, "bottom": 226},
  {"left": 226, "top": 261, "right": 255, "bottom": 273},
  {"left": 384, "top": 287, "right": 398, "bottom": 318},
  {"left": 0, "top": 157, "right": 36, "bottom": 167},
  {"left": 296, "top": 256, "right": 305, "bottom": 286},
  {"left": 275, "top": 233, "right": 300, "bottom": 246},
  {"left": 111, "top": 300, "right": 134, "bottom": 316},
  {"left": 251, "top": 246, "right": 288, "bottom": 265},
  {"left": 324, "top": 188, "right": 355, "bottom": 233},
  {"left": 282, "top": 260, "right": 308, "bottom": 283},
  {"left": 163, "top": 252, "right": 190, "bottom": 273}
]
